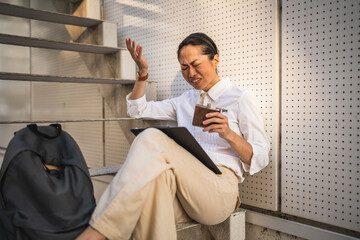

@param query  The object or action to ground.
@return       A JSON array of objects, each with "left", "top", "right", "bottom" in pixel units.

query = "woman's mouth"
[{"left": 191, "top": 78, "right": 201, "bottom": 83}]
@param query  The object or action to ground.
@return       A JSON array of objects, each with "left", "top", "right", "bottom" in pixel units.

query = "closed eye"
[{"left": 181, "top": 65, "right": 188, "bottom": 70}]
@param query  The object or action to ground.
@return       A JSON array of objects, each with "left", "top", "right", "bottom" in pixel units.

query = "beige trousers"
[{"left": 90, "top": 128, "right": 240, "bottom": 240}]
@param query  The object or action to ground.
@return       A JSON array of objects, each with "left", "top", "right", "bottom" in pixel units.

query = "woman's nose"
[{"left": 189, "top": 67, "right": 196, "bottom": 77}]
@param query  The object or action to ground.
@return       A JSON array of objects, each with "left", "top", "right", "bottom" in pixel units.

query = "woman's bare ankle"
[{"left": 76, "top": 226, "right": 106, "bottom": 240}]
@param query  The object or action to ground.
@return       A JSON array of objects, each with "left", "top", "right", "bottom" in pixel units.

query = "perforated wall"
[
  {"left": 104, "top": 0, "right": 279, "bottom": 210},
  {"left": 281, "top": 0, "right": 359, "bottom": 231}
]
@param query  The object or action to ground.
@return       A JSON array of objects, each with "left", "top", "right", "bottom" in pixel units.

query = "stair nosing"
[
  {"left": 0, "top": 33, "right": 126, "bottom": 54},
  {"left": 0, "top": 2, "right": 104, "bottom": 27},
  {"left": 89, "top": 165, "right": 122, "bottom": 177},
  {"left": 0, "top": 72, "right": 136, "bottom": 84}
]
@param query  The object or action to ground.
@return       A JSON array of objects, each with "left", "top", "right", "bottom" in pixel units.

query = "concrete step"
[
  {"left": 89, "top": 165, "right": 122, "bottom": 177},
  {"left": 91, "top": 174, "right": 115, "bottom": 203},
  {"left": 0, "top": 72, "right": 135, "bottom": 84},
  {"left": 0, "top": 2, "right": 103, "bottom": 27},
  {"left": 0, "top": 33, "right": 124, "bottom": 54},
  {"left": 0, "top": 118, "right": 136, "bottom": 125}
]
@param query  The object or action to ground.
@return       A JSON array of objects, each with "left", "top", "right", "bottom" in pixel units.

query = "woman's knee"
[
  {"left": 137, "top": 128, "right": 166, "bottom": 141},
  {"left": 129, "top": 128, "right": 171, "bottom": 155},
  {"left": 181, "top": 197, "right": 236, "bottom": 225}
]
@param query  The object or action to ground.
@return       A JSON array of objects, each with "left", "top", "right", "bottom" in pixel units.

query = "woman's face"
[{"left": 179, "top": 45, "right": 220, "bottom": 92}]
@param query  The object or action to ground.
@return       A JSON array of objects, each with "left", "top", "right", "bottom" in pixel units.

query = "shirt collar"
[{"left": 199, "top": 77, "right": 232, "bottom": 101}]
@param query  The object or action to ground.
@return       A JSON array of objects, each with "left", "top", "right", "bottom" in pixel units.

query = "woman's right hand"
[{"left": 126, "top": 38, "right": 148, "bottom": 76}]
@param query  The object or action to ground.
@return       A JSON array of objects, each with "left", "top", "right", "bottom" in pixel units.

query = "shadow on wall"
[
  {"left": 170, "top": 70, "right": 192, "bottom": 98},
  {"left": 115, "top": 2, "right": 163, "bottom": 19},
  {"left": 112, "top": 1, "right": 164, "bottom": 47}
]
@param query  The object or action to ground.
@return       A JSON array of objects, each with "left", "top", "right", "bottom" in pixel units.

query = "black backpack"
[{"left": 0, "top": 124, "right": 96, "bottom": 240}]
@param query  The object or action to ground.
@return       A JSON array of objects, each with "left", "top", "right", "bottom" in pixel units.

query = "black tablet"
[{"left": 130, "top": 127, "right": 222, "bottom": 174}]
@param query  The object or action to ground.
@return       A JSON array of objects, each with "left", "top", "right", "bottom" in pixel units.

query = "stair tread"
[
  {"left": 89, "top": 165, "right": 122, "bottom": 177},
  {"left": 0, "top": 72, "right": 135, "bottom": 84},
  {"left": 0, "top": 33, "right": 125, "bottom": 54},
  {"left": 0, "top": 2, "right": 103, "bottom": 27},
  {"left": 0, "top": 118, "right": 135, "bottom": 124},
  {"left": 176, "top": 221, "right": 200, "bottom": 231}
]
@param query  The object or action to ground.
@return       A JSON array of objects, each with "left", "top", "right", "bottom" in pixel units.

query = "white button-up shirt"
[{"left": 126, "top": 77, "right": 270, "bottom": 182}]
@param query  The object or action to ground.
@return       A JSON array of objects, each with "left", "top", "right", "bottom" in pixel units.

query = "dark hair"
[{"left": 177, "top": 32, "right": 219, "bottom": 60}]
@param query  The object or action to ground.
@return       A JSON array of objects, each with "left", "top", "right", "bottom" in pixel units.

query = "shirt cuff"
[
  {"left": 241, "top": 143, "right": 269, "bottom": 175},
  {"left": 126, "top": 93, "right": 147, "bottom": 118}
]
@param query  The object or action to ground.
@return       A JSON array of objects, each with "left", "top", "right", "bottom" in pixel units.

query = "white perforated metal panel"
[
  {"left": 281, "top": 0, "right": 359, "bottom": 231},
  {"left": 104, "top": 0, "right": 279, "bottom": 210}
]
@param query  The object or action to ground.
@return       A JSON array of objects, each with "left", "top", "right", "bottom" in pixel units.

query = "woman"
[{"left": 77, "top": 32, "right": 270, "bottom": 240}]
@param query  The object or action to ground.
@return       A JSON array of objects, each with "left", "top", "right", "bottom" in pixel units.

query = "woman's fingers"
[
  {"left": 203, "top": 122, "right": 228, "bottom": 136},
  {"left": 138, "top": 45, "right": 142, "bottom": 57},
  {"left": 203, "top": 112, "right": 227, "bottom": 125},
  {"left": 131, "top": 39, "right": 135, "bottom": 51},
  {"left": 125, "top": 38, "right": 130, "bottom": 51},
  {"left": 126, "top": 38, "right": 134, "bottom": 52},
  {"left": 202, "top": 112, "right": 232, "bottom": 138},
  {"left": 135, "top": 45, "right": 143, "bottom": 58},
  {"left": 125, "top": 38, "right": 149, "bottom": 72},
  {"left": 126, "top": 39, "right": 142, "bottom": 60},
  {"left": 126, "top": 38, "right": 135, "bottom": 56}
]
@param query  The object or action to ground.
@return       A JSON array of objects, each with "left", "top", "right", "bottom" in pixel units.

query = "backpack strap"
[{"left": 27, "top": 124, "right": 62, "bottom": 139}]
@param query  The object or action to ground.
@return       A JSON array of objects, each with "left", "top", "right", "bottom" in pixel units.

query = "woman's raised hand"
[{"left": 126, "top": 38, "right": 148, "bottom": 75}]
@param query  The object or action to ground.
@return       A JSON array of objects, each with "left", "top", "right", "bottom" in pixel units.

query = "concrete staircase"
[
  {"left": 0, "top": 1, "right": 135, "bottom": 83},
  {"left": 0, "top": 1, "right": 245, "bottom": 239},
  {"left": 0, "top": 0, "right": 159, "bottom": 152}
]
